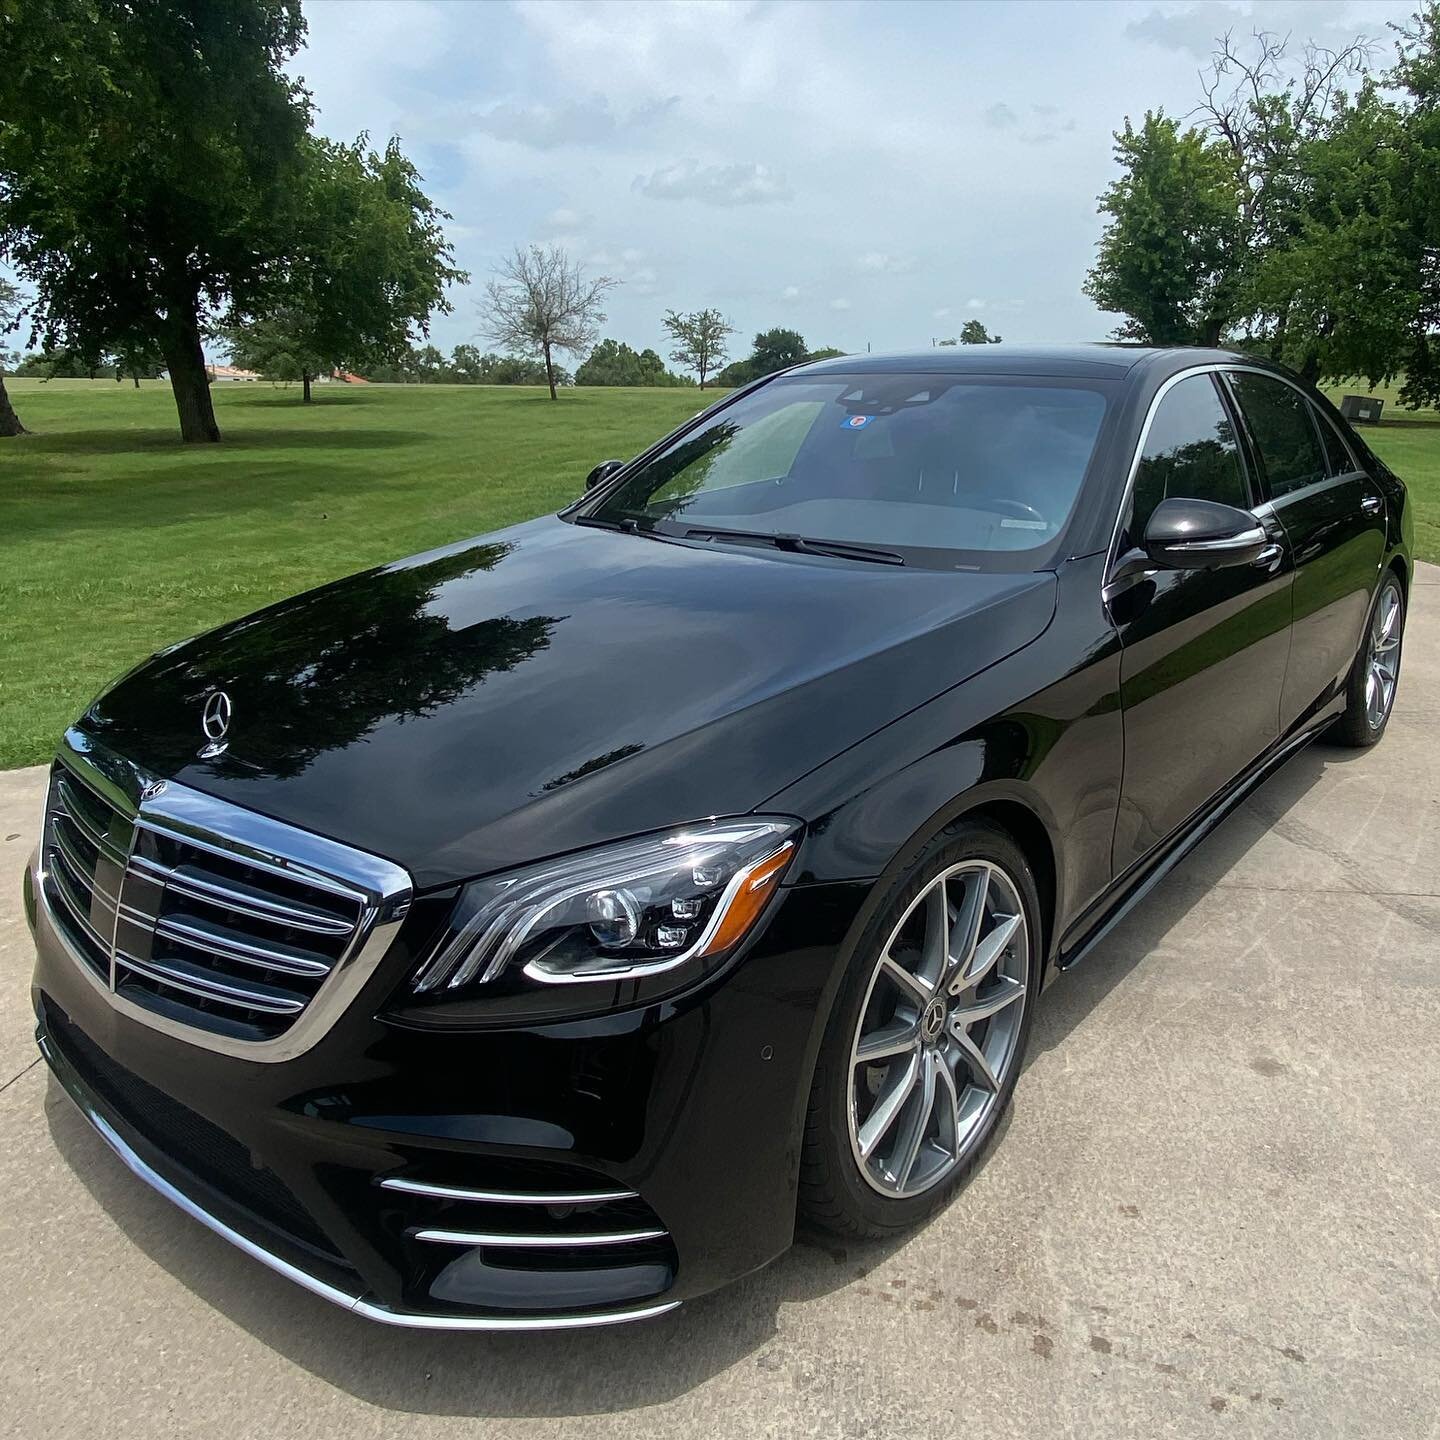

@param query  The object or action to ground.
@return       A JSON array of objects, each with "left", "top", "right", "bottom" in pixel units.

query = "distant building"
[
  {"left": 330, "top": 368, "right": 370, "bottom": 385},
  {"left": 207, "top": 364, "right": 261, "bottom": 383}
]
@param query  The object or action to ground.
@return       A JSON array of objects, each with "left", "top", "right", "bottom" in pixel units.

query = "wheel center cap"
[{"left": 920, "top": 997, "right": 947, "bottom": 1045}]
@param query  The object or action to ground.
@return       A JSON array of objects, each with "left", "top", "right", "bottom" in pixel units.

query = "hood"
[{"left": 81, "top": 517, "right": 1057, "bottom": 889}]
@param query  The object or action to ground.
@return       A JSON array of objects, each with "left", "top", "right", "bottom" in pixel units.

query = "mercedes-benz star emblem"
[{"left": 201, "top": 690, "right": 232, "bottom": 742}]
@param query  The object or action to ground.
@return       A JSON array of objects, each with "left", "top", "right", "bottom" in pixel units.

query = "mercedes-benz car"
[{"left": 27, "top": 345, "right": 1411, "bottom": 1331}]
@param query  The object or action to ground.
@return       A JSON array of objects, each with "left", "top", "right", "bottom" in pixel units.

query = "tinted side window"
[
  {"left": 1312, "top": 405, "right": 1358, "bottom": 477},
  {"left": 1229, "top": 373, "right": 1327, "bottom": 497},
  {"left": 1127, "top": 374, "right": 1248, "bottom": 544}
]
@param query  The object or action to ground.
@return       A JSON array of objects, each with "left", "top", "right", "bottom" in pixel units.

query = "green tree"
[
  {"left": 575, "top": 338, "right": 693, "bottom": 386},
  {"left": 715, "top": 326, "right": 810, "bottom": 386},
  {"left": 221, "top": 308, "right": 316, "bottom": 388},
  {"left": 448, "top": 344, "right": 487, "bottom": 383},
  {"left": 1085, "top": 112, "right": 1243, "bottom": 345},
  {"left": 959, "top": 320, "right": 1003, "bottom": 344},
  {"left": 0, "top": 0, "right": 313, "bottom": 442},
  {"left": 483, "top": 245, "right": 617, "bottom": 400},
  {"left": 749, "top": 326, "right": 809, "bottom": 375},
  {"left": 0, "top": 276, "right": 26, "bottom": 436},
  {"left": 576, "top": 338, "right": 646, "bottom": 385},
  {"left": 1380, "top": 4, "right": 1440, "bottom": 407},
  {"left": 662, "top": 308, "right": 736, "bottom": 388},
  {"left": 220, "top": 134, "right": 463, "bottom": 402},
  {"left": 1086, "top": 30, "right": 1370, "bottom": 357}
]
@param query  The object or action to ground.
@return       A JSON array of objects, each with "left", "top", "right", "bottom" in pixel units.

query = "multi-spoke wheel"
[
  {"left": 1334, "top": 572, "right": 1405, "bottom": 748},
  {"left": 1365, "top": 582, "right": 1402, "bottom": 730},
  {"left": 800, "top": 822, "right": 1040, "bottom": 1236}
]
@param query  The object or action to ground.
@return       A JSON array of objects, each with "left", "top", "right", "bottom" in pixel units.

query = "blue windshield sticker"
[{"left": 843, "top": 414, "right": 875, "bottom": 429}]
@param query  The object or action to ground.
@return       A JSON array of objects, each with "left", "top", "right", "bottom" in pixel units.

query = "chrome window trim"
[
  {"left": 38, "top": 1023, "right": 680, "bottom": 1332},
  {"left": 39, "top": 729, "right": 413, "bottom": 1063}
]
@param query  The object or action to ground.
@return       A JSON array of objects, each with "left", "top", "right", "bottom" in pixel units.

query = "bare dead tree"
[
  {"left": 483, "top": 245, "right": 617, "bottom": 400},
  {"left": 1196, "top": 28, "right": 1373, "bottom": 237}
]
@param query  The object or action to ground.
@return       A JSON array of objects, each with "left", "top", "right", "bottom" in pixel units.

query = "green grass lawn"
[
  {"left": 0, "top": 379, "right": 709, "bottom": 769},
  {"left": 2, "top": 376, "right": 1437, "bottom": 771}
]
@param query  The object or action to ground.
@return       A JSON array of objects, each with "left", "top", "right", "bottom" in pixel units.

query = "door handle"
[
  {"left": 1253, "top": 542, "right": 1284, "bottom": 571},
  {"left": 1361, "top": 494, "right": 1383, "bottom": 515}
]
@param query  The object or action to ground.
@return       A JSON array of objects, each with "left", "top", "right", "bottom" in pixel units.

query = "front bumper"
[{"left": 30, "top": 856, "right": 867, "bottom": 1330}]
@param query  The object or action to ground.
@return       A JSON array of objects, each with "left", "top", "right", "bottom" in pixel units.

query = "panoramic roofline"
[{"left": 786, "top": 343, "right": 1260, "bottom": 379}]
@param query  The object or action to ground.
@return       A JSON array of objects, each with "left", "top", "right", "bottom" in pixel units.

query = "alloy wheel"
[
  {"left": 847, "top": 860, "right": 1030, "bottom": 1199},
  {"left": 1365, "top": 580, "right": 1403, "bottom": 730}
]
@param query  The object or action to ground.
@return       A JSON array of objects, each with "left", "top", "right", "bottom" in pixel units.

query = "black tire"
[
  {"left": 1331, "top": 571, "right": 1405, "bottom": 748},
  {"left": 798, "top": 819, "right": 1042, "bottom": 1239}
]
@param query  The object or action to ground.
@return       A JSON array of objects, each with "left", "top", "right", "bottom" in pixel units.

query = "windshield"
[{"left": 583, "top": 372, "right": 1114, "bottom": 568}]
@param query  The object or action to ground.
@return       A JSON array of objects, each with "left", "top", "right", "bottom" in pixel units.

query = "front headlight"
[{"left": 411, "top": 817, "right": 799, "bottom": 993}]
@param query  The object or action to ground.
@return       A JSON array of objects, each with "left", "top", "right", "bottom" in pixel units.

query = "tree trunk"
[
  {"left": 542, "top": 341, "right": 557, "bottom": 401},
  {"left": 162, "top": 297, "right": 221, "bottom": 443},
  {"left": 0, "top": 373, "right": 27, "bottom": 436},
  {"left": 1298, "top": 351, "right": 1321, "bottom": 385},
  {"left": 132, "top": 373, "right": 140, "bottom": 389},
  {"left": 302, "top": 370, "right": 313, "bottom": 404}
]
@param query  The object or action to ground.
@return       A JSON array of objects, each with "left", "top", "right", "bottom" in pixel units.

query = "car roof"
[{"left": 788, "top": 343, "right": 1258, "bottom": 382}]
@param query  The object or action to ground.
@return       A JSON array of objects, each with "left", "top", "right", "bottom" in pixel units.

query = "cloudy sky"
[
  {"left": 7, "top": 0, "right": 1420, "bottom": 364},
  {"left": 290, "top": 0, "right": 1415, "bottom": 363}
]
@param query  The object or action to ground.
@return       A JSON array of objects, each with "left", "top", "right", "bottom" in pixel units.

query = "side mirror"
[
  {"left": 1143, "top": 497, "right": 1273, "bottom": 570},
  {"left": 585, "top": 458, "right": 626, "bottom": 491}
]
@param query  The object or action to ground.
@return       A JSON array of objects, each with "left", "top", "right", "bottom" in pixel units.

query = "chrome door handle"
[
  {"left": 1361, "top": 495, "right": 1383, "bottom": 515},
  {"left": 1253, "top": 543, "right": 1284, "bottom": 571}
]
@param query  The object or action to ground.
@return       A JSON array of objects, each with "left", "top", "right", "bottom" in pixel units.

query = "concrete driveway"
[{"left": 1, "top": 565, "right": 1436, "bottom": 1440}]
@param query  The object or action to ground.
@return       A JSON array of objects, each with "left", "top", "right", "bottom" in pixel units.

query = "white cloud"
[
  {"left": 634, "top": 159, "right": 793, "bottom": 206},
  {"left": 475, "top": 96, "right": 678, "bottom": 151},
  {"left": 857, "top": 251, "right": 915, "bottom": 275},
  {"left": 285, "top": 0, "right": 1416, "bottom": 363},
  {"left": 932, "top": 306, "right": 952, "bottom": 319},
  {"left": 965, "top": 298, "right": 986, "bottom": 310},
  {"left": 830, "top": 297, "right": 852, "bottom": 311}
]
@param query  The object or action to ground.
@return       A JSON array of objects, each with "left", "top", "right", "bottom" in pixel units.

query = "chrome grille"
[{"left": 40, "top": 732, "right": 413, "bottom": 1058}]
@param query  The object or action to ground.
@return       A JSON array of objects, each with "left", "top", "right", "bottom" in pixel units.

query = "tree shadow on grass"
[
  {"left": 2, "top": 453, "right": 446, "bottom": 546},
  {"left": 234, "top": 389, "right": 387, "bottom": 409},
  {"left": 4, "top": 424, "right": 424, "bottom": 457}
]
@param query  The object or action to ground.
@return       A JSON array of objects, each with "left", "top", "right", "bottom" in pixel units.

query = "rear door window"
[
  {"left": 1227, "top": 373, "right": 1327, "bottom": 497},
  {"left": 1312, "top": 405, "right": 1358, "bottom": 477}
]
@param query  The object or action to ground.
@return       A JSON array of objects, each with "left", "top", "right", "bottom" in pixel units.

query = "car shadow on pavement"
[
  {"left": 1026, "top": 736, "right": 1367, "bottom": 1061},
  {"left": 41, "top": 736, "right": 1351, "bottom": 1418}
]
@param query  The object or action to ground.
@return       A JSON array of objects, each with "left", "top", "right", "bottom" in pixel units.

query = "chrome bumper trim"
[
  {"left": 378, "top": 1176, "right": 639, "bottom": 1205},
  {"left": 36, "top": 1024, "right": 681, "bottom": 1333}
]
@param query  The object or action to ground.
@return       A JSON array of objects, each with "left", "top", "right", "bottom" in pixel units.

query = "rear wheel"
[
  {"left": 1332, "top": 573, "right": 1405, "bottom": 747},
  {"left": 799, "top": 821, "right": 1041, "bottom": 1238}
]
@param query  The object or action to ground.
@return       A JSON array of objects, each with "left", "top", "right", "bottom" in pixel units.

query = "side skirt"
[{"left": 1052, "top": 713, "right": 1336, "bottom": 978}]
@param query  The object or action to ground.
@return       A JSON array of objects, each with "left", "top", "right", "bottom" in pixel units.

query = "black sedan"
[{"left": 26, "top": 344, "right": 1412, "bottom": 1330}]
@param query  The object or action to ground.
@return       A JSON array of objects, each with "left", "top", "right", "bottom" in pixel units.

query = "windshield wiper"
[
  {"left": 575, "top": 515, "right": 673, "bottom": 543},
  {"left": 682, "top": 526, "right": 905, "bottom": 567}
]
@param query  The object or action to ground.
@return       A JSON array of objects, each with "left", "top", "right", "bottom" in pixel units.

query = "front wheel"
[
  {"left": 799, "top": 821, "right": 1041, "bottom": 1238},
  {"left": 1332, "top": 572, "right": 1405, "bottom": 748}
]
